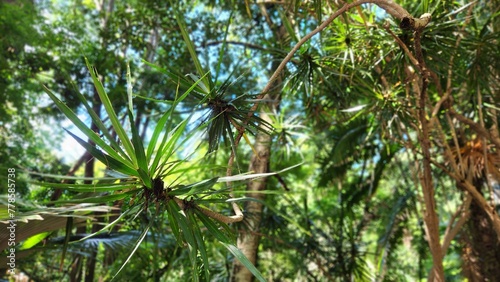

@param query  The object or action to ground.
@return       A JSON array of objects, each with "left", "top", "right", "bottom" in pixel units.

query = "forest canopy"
[{"left": 1, "top": 0, "right": 500, "bottom": 281}]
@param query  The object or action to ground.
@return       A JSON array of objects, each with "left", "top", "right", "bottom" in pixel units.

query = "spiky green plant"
[{"left": 0, "top": 57, "right": 275, "bottom": 281}]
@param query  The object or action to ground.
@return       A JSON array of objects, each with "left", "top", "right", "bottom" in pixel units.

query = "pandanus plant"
[{"left": 35, "top": 57, "right": 281, "bottom": 281}]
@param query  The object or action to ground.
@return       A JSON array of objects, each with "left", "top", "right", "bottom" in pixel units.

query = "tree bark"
[
  {"left": 231, "top": 116, "right": 272, "bottom": 281},
  {"left": 71, "top": 93, "right": 101, "bottom": 282},
  {"left": 231, "top": 3, "right": 290, "bottom": 280},
  {"left": 461, "top": 172, "right": 500, "bottom": 280}
]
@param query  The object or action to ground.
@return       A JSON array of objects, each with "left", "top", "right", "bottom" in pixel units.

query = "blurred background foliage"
[{"left": 1, "top": 0, "right": 500, "bottom": 281}]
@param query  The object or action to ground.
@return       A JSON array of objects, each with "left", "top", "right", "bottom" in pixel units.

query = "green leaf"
[
  {"left": 78, "top": 206, "right": 142, "bottom": 240},
  {"left": 154, "top": 119, "right": 190, "bottom": 177},
  {"left": 31, "top": 181, "right": 140, "bottom": 192},
  {"left": 279, "top": 8, "right": 298, "bottom": 43},
  {"left": 43, "top": 86, "right": 135, "bottom": 169},
  {"left": 172, "top": 3, "right": 213, "bottom": 96},
  {"left": 127, "top": 109, "right": 151, "bottom": 188},
  {"left": 25, "top": 171, "right": 131, "bottom": 181},
  {"left": 85, "top": 58, "right": 137, "bottom": 167},
  {"left": 64, "top": 129, "right": 139, "bottom": 177},
  {"left": 146, "top": 108, "right": 173, "bottom": 166},
  {"left": 221, "top": 242, "right": 266, "bottom": 282},
  {"left": 169, "top": 177, "right": 218, "bottom": 196},
  {"left": 169, "top": 201, "right": 198, "bottom": 278},
  {"left": 182, "top": 178, "right": 219, "bottom": 197},
  {"left": 126, "top": 61, "right": 133, "bottom": 113},
  {"left": 19, "top": 232, "right": 50, "bottom": 250},
  {"left": 51, "top": 190, "right": 137, "bottom": 204},
  {"left": 147, "top": 72, "right": 210, "bottom": 176},
  {"left": 214, "top": 10, "right": 234, "bottom": 83},
  {"left": 70, "top": 81, "right": 128, "bottom": 159},
  {"left": 60, "top": 217, "right": 73, "bottom": 270},
  {"left": 166, "top": 200, "right": 183, "bottom": 246},
  {"left": 187, "top": 210, "right": 210, "bottom": 281},
  {"left": 112, "top": 225, "right": 150, "bottom": 281}
]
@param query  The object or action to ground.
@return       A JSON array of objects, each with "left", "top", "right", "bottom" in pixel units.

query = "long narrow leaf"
[
  {"left": 142, "top": 60, "right": 206, "bottom": 98},
  {"left": 221, "top": 242, "right": 266, "bottom": 282},
  {"left": 85, "top": 58, "right": 137, "bottom": 167},
  {"left": 214, "top": 10, "right": 234, "bottom": 83},
  {"left": 147, "top": 72, "right": 210, "bottom": 172},
  {"left": 78, "top": 205, "right": 143, "bottom": 240},
  {"left": 155, "top": 119, "right": 189, "bottom": 176},
  {"left": 127, "top": 109, "right": 151, "bottom": 188},
  {"left": 64, "top": 129, "right": 139, "bottom": 177},
  {"left": 170, "top": 205, "right": 198, "bottom": 280},
  {"left": 43, "top": 86, "right": 135, "bottom": 169},
  {"left": 184, "top": 178, "right": 219, "bottom": 196},
  {"left": 59, "top": 217, "right": 73, "bottom": 271},
  {"left": 168, "top": 178, "right": 219, "bottom": 197},
  {"left": 25, "top": 171, "right": 130, "bottom": 181},
  {"left": 111, "top": 225, "right": 150, "bottom": 281},
  {"left": 126, "top": 62, "right": 133, "bottom": 113},
  {"left": 156, "top": 101, "right": 212, "bottom": 176},
  {"left": 172, "top": 4, "right": 212, "bottom": 96},
  {"left": 217, "top": 162, "right": 302, "bottom": 182},
  {"left": 71, "top": 81, "right": 128, "bottom": 160},
  {"left": 32, "top": 181, "right": 140, "bottom": 192},
  {"left": 166, "top": 200, "right": 183, "bottom": 246},
  {"left": 187, "top": 211, "right": 210, "bottom": 281},
  {"left": 51, "top": 190, "right": 137, "bottom": 204},
  {"left": 195, "top": 212, "right": 261, "bottom": 280},
  {"left": 19, "top": 232, "right": 50, "bottom": 250}
]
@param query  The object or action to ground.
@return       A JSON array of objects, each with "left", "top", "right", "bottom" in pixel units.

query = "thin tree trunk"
[
  {"left": 231, "top": 115, "right": 272, "bottom": 281},
  {"left": 71, "top": 94, "right": 101, "bottom": 282},
  {"left": 231, "top": 3, "right": 290, "bottom": 280},
  {"left": 83, "top": 1, "right": 116, "bottom": 279}
]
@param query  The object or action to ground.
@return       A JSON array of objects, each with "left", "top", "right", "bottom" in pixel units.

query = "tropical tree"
[{"left": 1, "top": 0, "right": 500, "bottom": 281}]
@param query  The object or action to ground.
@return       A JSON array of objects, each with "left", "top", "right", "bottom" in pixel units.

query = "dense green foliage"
[{"left": 1, "top": 0, "right": 499, "bottom": 281}]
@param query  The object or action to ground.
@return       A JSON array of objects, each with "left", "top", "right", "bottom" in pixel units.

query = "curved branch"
[
  {"left": 196, "top": 204, "right": 243, "bottom": 223},
  {"left": 449, "top": 109, "right": 500, "bottom": 150},
  {"left": 227, "top": 0, "right": 412, "bottom": 177},
  {"left": 171, "top": 196, "right": 243, "bottom": 224},
  {"left": 260, "top": 0, "right": 409, "bottom": 97},
  {"left": 429, "top": 158, "right": 500, "bottom": 239},
  {"left": 414, "top": 23, "right": 445, "bottom": 280},
  {"left": 441, "top": 194, "right": 471, "bottom": 255}
]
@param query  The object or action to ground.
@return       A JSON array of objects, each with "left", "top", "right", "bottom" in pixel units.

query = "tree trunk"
[
  {"left": 70, "top": 95, "right": 101, "bottom": 282},
  {"left": 231, "top": 3, "right": 291, "bottom": 280},
  {"left": 231, "top": 116, "right": 272, "bottom": 281},
  {"left": 461, "top": 179, "right": 500, "bottom": 281}
]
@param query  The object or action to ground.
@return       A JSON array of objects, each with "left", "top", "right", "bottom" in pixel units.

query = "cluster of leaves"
[
  {"left": 35, "top": 57, "right": 264, "bottom": 280},
  {"left": 2, "top": 0, "right": 500, "bottom": 280}
]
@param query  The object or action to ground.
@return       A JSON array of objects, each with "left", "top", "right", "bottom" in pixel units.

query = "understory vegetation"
[{"left": 1, "top": 0, "right": 499, "bottom": 281}]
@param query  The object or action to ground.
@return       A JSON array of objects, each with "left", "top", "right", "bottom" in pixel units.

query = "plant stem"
[{"left": 414, "top": 28, "right": 445, "bottom": 281}]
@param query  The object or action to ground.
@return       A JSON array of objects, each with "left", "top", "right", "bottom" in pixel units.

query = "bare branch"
[
  {"left": 441, "top": 194, "right": 471, "bottom": 255},
  {"left": 414, "top": 14, "right": 445, "bottom": 278}
]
